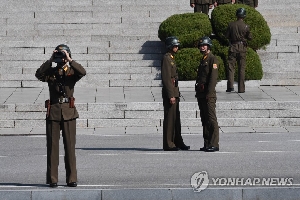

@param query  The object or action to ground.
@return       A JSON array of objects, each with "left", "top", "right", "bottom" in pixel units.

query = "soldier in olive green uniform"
[
  {"left": 195, "top": 37, "right": 219, "bottom": 152},
  {"left": 35, "top": 44, "right": 86, "bottom": 188},
  {"left": 190, "top": 0, "right": 215, "bottom": 14},
  {"left": 236, "top": 0, "right": 258, "bottom": 8},
  {"left": 216, "top": 0, "right": 235, "bottom": 5},
  {"left": 161, "top": 36, "right": 190, "bottom": 151},
  {"left": 226, "top": 8, "right": 252, "bottom": 93}
]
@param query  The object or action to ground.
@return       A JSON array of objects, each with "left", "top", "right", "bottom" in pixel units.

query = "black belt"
[{"left": 51, "top": 97, "right": 69, "bottom": 104}]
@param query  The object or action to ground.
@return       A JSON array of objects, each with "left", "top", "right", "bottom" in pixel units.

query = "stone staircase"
[
  {"left": 0, "top": 0, "right": 300, "bottom": 130},
  {"left": 256, "top": 0, "right": 300, "bottom": 85},
  {"left": 0, "top": 0, "right": 192, "bottom": 88}
]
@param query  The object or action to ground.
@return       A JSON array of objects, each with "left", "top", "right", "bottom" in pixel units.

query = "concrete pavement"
[
  {"left": 1, "top": 132, "right": 300, "bottom": 200},
  {"left": 1, "top": 83, "right": 300, "bottom": 200}
]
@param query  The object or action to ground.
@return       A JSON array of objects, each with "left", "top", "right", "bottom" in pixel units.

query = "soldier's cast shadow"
[
  {"left": 78, "top": 147, "right": 162, "bottom": 151},
  {"left": 140, "top": 40, "right": 165, "bottom": 82},
  {"left": 0, "top": 183, "right": 49, "bottom": 187}
]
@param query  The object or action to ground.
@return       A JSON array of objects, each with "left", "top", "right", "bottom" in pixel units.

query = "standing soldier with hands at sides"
[
  {"left": 216, "top": 0, "right": 235, "bottom": 5},
  {"left": 226, "top": 8, "right": 252, "bottom": 93},
  {"left": 190, "top": 0, "right": 215, "bottom": 15},
  {"left": 161, "top": 36, "right": 190, "bottom": 151},
  {"left": 195, "top": 36, "right": 220, "bottom": 152},
  {"left": 35, "top": 44, "right": 86, "bottom": 188}
]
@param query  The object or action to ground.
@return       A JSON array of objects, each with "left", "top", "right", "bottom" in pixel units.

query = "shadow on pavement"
[
  {"left": 0, "top": 183, "right": 48, "bottom": 187},
  {"left": 77, "top": 147, "right": 163, "bottom": 151}
]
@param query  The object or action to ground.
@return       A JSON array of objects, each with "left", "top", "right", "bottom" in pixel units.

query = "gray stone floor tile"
[
  {"left": 220, "top": 127, "right": 255, "bottom": 133},
  {"left": 253, "top": 127, "right": 288, "bottom": 133}
]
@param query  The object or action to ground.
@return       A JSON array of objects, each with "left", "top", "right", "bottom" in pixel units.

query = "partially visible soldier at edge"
[
  {"left": 35, "top": 44, "right": 86, "bottom": 188},
  {"left": 216, "top": 0, "right": 235, "bottom": 6},
  {"left": 225, "top": 8, "right": 252, "bottom": 93},
  {"left": 236, "top": 0, "right": 258, "bottom": 8},
  {"left": 161, "top": 36, "right": 190, "bottom": 151},
  {"left": 195, "top": 36, "right": 220, "bottom": 152},
  {"left": 190, "top": 0, "right": 215, "bottom": 15}
]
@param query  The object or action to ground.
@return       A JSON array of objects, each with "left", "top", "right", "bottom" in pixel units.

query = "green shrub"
[
  {"left": 211, "top": 39, "right": 228, "bottom": 67},
  {"left": 158, "top": 13, "right": 212, "bottom": 48},
  {"left": 211, "top": 4, "right": 271, "bottom": 50},
  {"left": 158, "top": 4, "right": 268, "bottom": 81},
  {"left": 244, "top": 48, "right": 263, "bottom": 80},
  {"left": 175, "top": 48, "right": 225, "bottom": 81},
  {"left": 175, "top": 48, "right": 200, "bottom": 80}
]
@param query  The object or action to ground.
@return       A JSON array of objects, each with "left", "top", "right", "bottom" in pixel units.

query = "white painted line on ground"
[
  {"left": 253, "top": 151, "right": 287, "bottom": 153},
  {"left": 90, "top": 152, "right": 173, "bottom": 156},
  {"left": 216, "top": 152, "right": 240, "bottom": 154},
  {"left": 91, "top": 153, "right": 122, "bottom": 156},
  {"left": 258, "top": 140, "right": 300, "bottom": 143}
]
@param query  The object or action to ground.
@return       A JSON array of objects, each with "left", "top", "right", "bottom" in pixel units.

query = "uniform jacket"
[
  {"left": 195, "top": 52, "right": 219, "bottom": 98},
  {"left": 236, "top": 0, "right": 258, "bottom": 7},
  {"left": 161, "top": 52, "right": 180, "bottom": 99},
  {"left": 226, "top": 19, "right": 252, "bottom": 53},
  {"left": 217, "top": 0, "right": 233, "bottom": 4},
  {"left": 190, "top": 0, "right": 213, "bottom": 4},
  {"left": 35, "top": 60, "right": 86, "bottom": 121}
]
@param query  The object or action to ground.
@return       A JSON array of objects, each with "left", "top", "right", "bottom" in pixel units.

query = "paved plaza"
[{"left": 1, "top": 131, "right": 300, "bottom": 199}]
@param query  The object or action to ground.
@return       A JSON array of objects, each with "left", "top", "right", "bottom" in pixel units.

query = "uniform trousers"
[
  {"left": 236, "top": 0, "right": 255, "bottom": 7},
  {"left": 163, "top": 98, "right": 184, "bottom": 149},
  {"left": 46, "top": 119, "right": 77, "bottom": 184},
  {"left": 227, "top": 44, "right": 247, "bottom": 92},
  {"left": 197, "top": 97, "right": 219, "bottom": 148},
  {"left": 194, "top": 4, "right": 210, "bottom": 14}
]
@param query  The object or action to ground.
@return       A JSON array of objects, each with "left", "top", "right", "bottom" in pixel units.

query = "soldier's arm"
[
  {"left": 207, "top": 57, "right": 219, "bottom": 97},
  {"left": 225, "top": 23, "right": 231, "bottom": 40},
  {"left": 35, "top": 60, "right": 52, "bottom": 82},
  {"left": 161, "top": 55, "right": 174, "bottom": 99},
  {"left": 69, "top": 60, "right": 86, "bottom": 81},
  {"left": 245, "top": 25, "right": 253, "bottom": 40}
]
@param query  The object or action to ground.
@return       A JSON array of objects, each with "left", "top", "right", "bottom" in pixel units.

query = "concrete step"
[
  {"left": 1, "top": 101, "right": 300, "bottom": 128},
  {"left": 0, "top": 0, "right": 299, "bottom": 89}
]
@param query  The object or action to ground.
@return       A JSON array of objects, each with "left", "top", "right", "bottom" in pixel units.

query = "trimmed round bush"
[
  {"left": 175, "top": 48, "right": 225, "bottom": 81},
  {"left": 211, "top": 4, "right": 271, "bottom": 50},
  {"left": 175, "top": 48, "right": 200, "bottom": 80},
  {"left": 158, "top": 4, "right": 268, "bottom": 81},
  {"left": 244, "top": 48, "right": 263, "bottom": 80},
  {"left": 158, "top": 13, "right": 212, "bottom": 48},
  {"left": 211, "top": 39, "right": 228, "bottom": 66}
]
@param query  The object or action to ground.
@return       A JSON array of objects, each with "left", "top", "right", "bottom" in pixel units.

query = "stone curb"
[{"left": 1, "top": 187, "right": 300, "bottom": 200}]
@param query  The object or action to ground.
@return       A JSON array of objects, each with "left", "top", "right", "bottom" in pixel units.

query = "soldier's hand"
[
  {"left": 50, "top": 50, "right": 57, "bottom": 62},
  {"left": 61, "top": 50, "right": 73, "bottom": 62},
  {"left": 170, "top": 97, "right": 176, "bottom": 105},
  {"left": 200, "top": 84, "right": 204, "bottom": 91}
]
